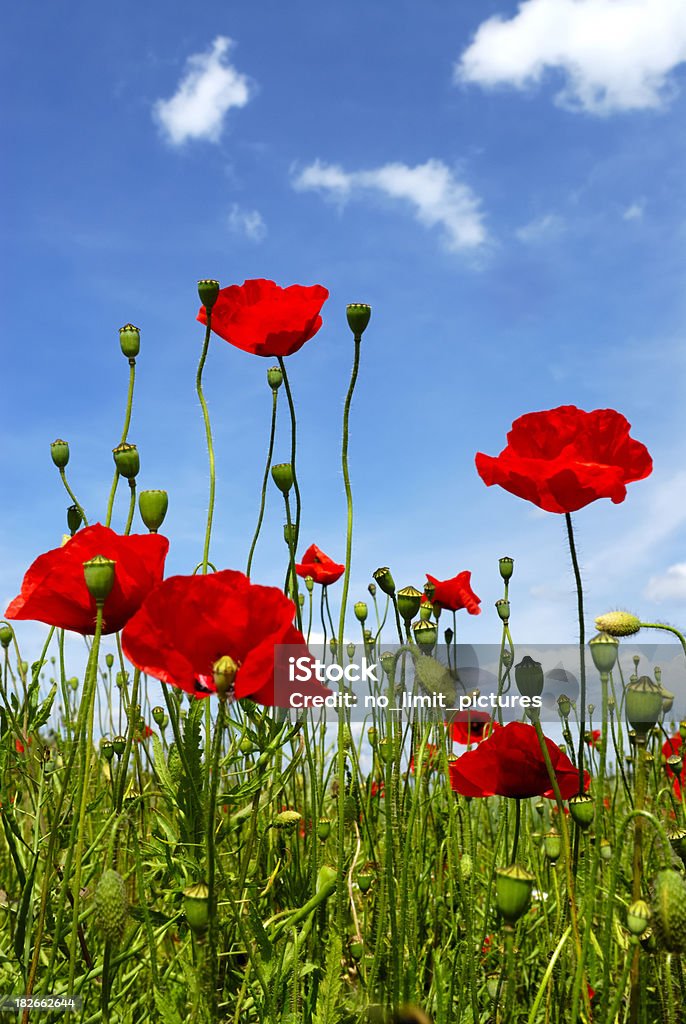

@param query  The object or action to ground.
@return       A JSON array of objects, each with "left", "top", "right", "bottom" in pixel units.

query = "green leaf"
[{"left": 312, "top": 933, "right": 342, "bottom": 1024}]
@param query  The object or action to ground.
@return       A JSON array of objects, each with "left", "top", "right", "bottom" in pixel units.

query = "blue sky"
[{"left": 2, "top": 0, "right": 686, "bottom": 685}]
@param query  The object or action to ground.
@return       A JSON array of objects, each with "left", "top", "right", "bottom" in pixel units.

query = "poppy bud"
[
  {"left": 397, "top": 586, "right": 422, "bottom": 623},
  {"left": 354, "top": 602, "right": 368, "bottom": 623},
  {"left": 413, "top": 620, "right": 437, "bottom": 652},
  {"left": 105, "top": 653, "right": 114, "bottom": 669},
  {"left": 119, "top": 323, "right": 140, "bottom": 359},
  {"left": 495, "top": 864, "right": 535, "bottom": 924},
  {"left": 543, "top": 831, "right": 561, "bottom": 862},
  {"left": 0, "top": 625, "right": 13, "bottom": 648},
  {"left": 197, "top": 279, "right": 220, "bottom": 311},
  {"left": 495, "top": 599, "right": 510, "bottom": 623},
  {"left": 680, "top": 720, "right": 686, "bottom": 740},
  {"left": 380, "top": 651, "right": 394, "bottom": 678},
  {"left": 267, "top": 365, "right": 283, "bottom": 390},
  {"left": 515, "top": 656, "right": 544, "bottom": 699},
  {"left": 569, "top": 794, "right": 594, "bottom": 830},
  {"left": 112, "top": 443, "right": 139, "bottom": 480},
  {"left": 346, "top": 643, "right": 355, "bottom": 660},
  {"left": 183, "top": 881, "right": 210, "bottom": 936},
  {"left": 378, "top": 739, "right": 392, "bottom": 763},
  {"left": 346, "top": 303, "right": 371, "bottom": 336},
  {"left": 499, "top": 557, "right": 514, "bottom": 581},
  {"left": 284, "top": 523, "right": 297, "bottom": 546},
  {"left": 94, "top": 869, "right": 127, "bottom": 944},
  {"left": 600, "top": 838, "right": 612, "bottom": 861},
  {"left": 50, "top": 439, "right": 70, "bottom": 469},
  {"left": 368, "top": 582, "right": 377, "bottom": 598},
  {"left": 626, "top": 899, "right": 651, "bottom": 936},
  {"left": 66, "top": 504, "right": 83, "bottom": 535},
  {"left": 329, "top": 637, "right": 337, "bottom": 657},
  {"left": 373, "top": 567, "right": 395, "bottom": 597},
  {"left": 273, "top": 809, "right": 302, "bottom": 831},
  {"left": 557, "top": 694, "right": 571, "bottom": 719},
  {"left": 152, "top": 706, "right": 165, "bottom": 727},
  {"left": 357, "top": 873, "right": 373, "bottom": 893},
  {"left": 303, "top": 575, "right": 314, "bottom": 593},
  {"left": 213, "top": 655, "right": 238, "bottom": 701},
  {"left": 317, "top": 818, "right": 332, "bottom": 841},
  {"left": 444, "top": 627, "right": 454, "bottom": 647},
  {"left": 349, "top": 938, "right": 364, "bottom": 959},
  {"left": 138, "top": 490, "right": 169, "bottom": 532},
  {"left": 112, "top": 736, "right": 126, "bottom": 756},
  {"left": 83, "top": 555, "right": 116, "bottom": 604},
  {"left": 101, "top": 741, "right": 114, "bottom": 763},
  {"left": 625, "top": 676, "right": 663, "bottom": 737},
  {"left": 271, "top": 463, "right": 294, "bottom": 494},
  {"left": 651, "top": 869, "right": 686, "bottom": 952},
  {"left": 594, "top": 611, "right": 641, "bottom": 637},
  {"left": 589, "top": 632, "right": 619, "bottom": 675}
]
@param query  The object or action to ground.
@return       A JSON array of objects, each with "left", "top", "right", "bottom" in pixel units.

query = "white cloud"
[
  {"left": 456, "top": 0, "right": 686, "bottom": 115},
  {"left": 645, "top": 563, "right": 686, "bottom": 603},
  {"left": 228, "top": 203, "right": 267, "bottom": 242},
  {"left": 623, "top": 201, "right": 645, "bottom": 220},
  {"left": 154, "top": 37, "right": 253, "bottom": 145},
  {"left": 292, "top": 158, "right": 487, "bottom": 251},
  {"left": 515, "top": 212, "right": 565, "bottom": 242}
]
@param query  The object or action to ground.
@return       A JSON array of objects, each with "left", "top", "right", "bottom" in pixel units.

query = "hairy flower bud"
[
  {"left": 94, "top": 869, "right": 127, "bottom": 944},
  {"left": 594, "top": 611, "right": 641, "bottom": 637}
]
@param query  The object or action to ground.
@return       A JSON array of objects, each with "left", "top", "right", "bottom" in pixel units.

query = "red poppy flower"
[
  {"left": 295, "top": 544, "right": 345, "bottom": 586},
  {"left": 585, "top": 729, "right": 602, "bottom": 748},
  {"left": 662, "top": 733, "right": 683, "bottom": 798},
  {"left": 135, "top": 725, "right": 155, "bottom": 742},
  {"left": 370, "top": 779, "right": 385, "bottom": 798},
  {"left": 197, "top": 279, "right": 329, "bottom": 358},
  {"left": 121, "top": 569, "right": 331, "bottom": 707},
  {"left": 475, "top": 406, "right": 652, "bottom": 514},
  {"left": 448, "top": 721, "right": 588, "bottom": 800},
  {"left": 5, "top": 524, "right": 169, "bottom": 636},
  {"left": 426, "top": 571, "right": 481, "bottom": 614},
  {"left": 449, "top": 710, "right": 499, "bottom": 744},
  {"left": 409, "top": 743, "right": 440, "bottom": 773}
]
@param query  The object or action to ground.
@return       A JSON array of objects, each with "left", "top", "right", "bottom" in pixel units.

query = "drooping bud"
[
  {"left": 515, "top": 656, "right": 544, "bottom": 699},
  {"left": 50, "top": 439, "right": 70, "bottom": 469},
  {"left": 0, "top": 624, "right": 14, "bottom": 649},
  {"left": 138, "top": 490, "right": 168, "bottom": 532},
  {"left": 213, "top": 655, "right": 239, "bottom": 701},
  {"left": 67, "top": 504, "right": 83, "bottom": 535},
  {"left": 589, "top": 632, "right": 619, "bottom": 675},
  {"left": 83, "top": 555, "right": 116, "bottom": 604},
  {"left": 594, "top": 611, "right": 641, "bottom": 637},
  {"left": 569, "top": 793, "right": 594, "bottom": 830},
  {"left": 346, "top": 303, "right": 371, "bottom": 336},
  {"left": 94, "top": 869, "right": 128, "bottom": 944},
  {"left": 267, "top": 365, "right": 283, "bottom": 390},
  {"left": 499, "top": 556, "right": 514, "bottom": 581},
  {"left": 354, "top": 602, "right": 368, "bottom": 623},
  {"left": 625, "top": 676, "right": 664, "bottom": 737},
  {"left": 373, "top": 567, "right": 395, "bottom": 597},
  {"left": 183, "top": 881, "right": 210, "bottom": 936},
  {"left": 368, "top": 582, "right": 377, "bottom": 598},
  {"left": 397, "top": 586, "right": 422, "bottom": 624},
  {"left": 271, "top": 463, "right": 294, "bottom": 494},
  {"left": 495, "top": 864, "right": 535, "bottom": 924},
  {"left": 197, "top": 279, "right": 220, "bottom": 311},
  {"left": 119, "top": 323, "right": 140, "bottom": 359}
]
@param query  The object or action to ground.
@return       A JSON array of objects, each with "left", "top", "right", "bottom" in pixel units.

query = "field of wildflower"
[{"left": 1, "top": 278, "right": 685, "bottom": 1024}]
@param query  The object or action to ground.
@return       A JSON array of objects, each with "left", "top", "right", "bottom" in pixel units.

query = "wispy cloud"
[
  {"left": 456, "top": 0, "right": 686, "bottom": 115},
  {"left": 645, "top": 563, "right": 686, "bottom": 603},
  {"left": 515, "top": 212, "right": 565, "bottom": 242},
  {"left": 623, "top": 201, "right": 645, "bottom": 221},
  {"left": 292, "top": 158, "right": 488, "bottom": 251},
  {"left": 228, "top": 203, "right": 267, "bottom": 242},
  {"left": 154, "top": 37, "right": 253, "bottom": 146}
]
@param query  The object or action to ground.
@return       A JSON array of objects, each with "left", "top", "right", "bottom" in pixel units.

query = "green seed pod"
[
  {"left": 66, "top": 504, "right": 83, "bottom": 535},
  {"left": 138, "top": 490, "right": 168, "bottom": 532},
  {"left": 112, "top": 442, "right": 140, "bottom": 480},
  {"left": 499, "top": 556, "right": 514, "bottom": 581},
  {"left": 197, "top": 279, "right": 220, "bottom": 310},
  {"left": 94, "top": 869, "right": 127, "bottom": 944},
  {"left": 0, "top": 625, "right": 13, "bottom": 648},
  {"left": 101, "top": 741, "right": 114, "bottom": 763},
  {"left": 271, "top": 463, "right": 294, "bottom": 494},
  {"left": 112, "top": 736, "right": 126, "bottom": 757},
  {"left": 397, "top": 586, "right": 422, "bottom": 623},
  {"left": 273, "top": 810, "right": 302, "bottom": 831},
  {"left": 346, "top": 303, "right": 371, "bottom": 336},
  {"left": 118, "top": 323, "right": 140, "bottom": 359},
  {"left": 83, "top": 556, "right": 116, "bottom": 603},
  {"left": 668, "top": 828, "right": 686, "bottom": 867},
  {"left": 105, "top": 653, "right": 114, "bottom": 669},
  {"left": 419, "top": 601, "right": 432, "bottom": 622},
  {"left": 349, "top": 938, "right": 364, "bottom": 959},
  {"left": 495, "top": 864, "right": 535, "bottom": 924},
  {"left": 600, "top": 839, "right": 612, "bottom": 862},
  {"left": 303, "top": 574, "right": 314, "bottom": 593},
  {"left": 346, "top": 643, "right": 355, "bottom": 661},
  {"left": 594, "top": 611, "right": 641, "bottom": 637},
  {"left": 543, "top": 831, "right": 562, "bottom": 862},
  {"left": 515, "top": 656, "right": 544, "bottom": 699},
  {"left": 413, "top": 620, "right": 437, "bottom": 652},
  {"left": 378, "top": 738, "right": 392, "bottom": 763},
  {"left": 357, "top": 873, "right": 373, "bottom": 893},
  {"left": 651, "top": 869, "right": 686, "bottom": 952},
  {"left": 589, "top": 632, "right": 619, "bottom": 675},
  {"left": 354, "top": 602, "right": 368, "bottom": 623},
  {"left": 317, "top": 818, "right": 331, "bottom": 841},
  {"left": 569, "top": 794, "right": 594, "bottom": 830},
  {"left": 183, "top": 881, "right": 210, "bottom": 936},
  {"left": 626, "top": 899, "right": 651, "bottom": 936},
  {"left": 625, "top": 676, "right": 664, "bottom": 737},
  {"left": 152, "top": 706, "right": 165, "bottom": 727},
  {"left": 495, "top": 599, "right": 510, "bottom": 622},
  {"left": 373, "top": 567, "right": 395, "bottom": 597},
  {"left": 267, "top": 365, "right": 283, "bottom": 390},
  {"left": 50, "top": 439, "right": 70, "bottom": 469},
  {"left": 283, "top": 523, "right": 297, "bottom": 546}
]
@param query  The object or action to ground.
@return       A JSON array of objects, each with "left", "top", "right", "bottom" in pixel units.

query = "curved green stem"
[
  {"left": 639, "top": 621, "right": 686, "bottom": 661},
  {"left": 58, "top": 469, "right": 89, "bottom": 527},
  {"left": 124, "top": 480, "right": 136, "bottom": 535},
  {"left": 246, "top": 388, "right": 278, "bottom": 577},
  {"left": 207, "top": 699, "right": 226, "bottom": 1019},
  {"left": 105, "top": 359, "right": 136, "bottom": 528},
  {"left": 277, "top": 357, "right": 301, "bottom": 556},
  {"left": 337, "top": 333, "right": 362, "bottom": 654},
  {"left": 565, "top": 514, "right": 587, "bottom": 797},
  {"left": 196, "top": 317, "right": 216, "bottom": 574},
  {"left": 283, "top": 492, "right": 302, "bottom": 630}
]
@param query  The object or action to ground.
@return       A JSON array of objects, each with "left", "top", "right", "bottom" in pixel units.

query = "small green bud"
[
  {"left": 373, "top": 567, "right": 395, "bottom": 597},
  {"left": 594, "top": 611, "right": 641, "bottom": 637},
  {"left": 495, "top": 864, "right": 535, "bottom": 923},
  {"left": 274, "top": 809, "right": 302, "bottom": 831},
  {"left": 267, "top": 365, "right": 283, "bottom": 390},
  {"left": 138, "top": 490, "right": 168, "bottom": 532},
  {"left": 271, "top": 463, "right": 294, "bottom": 494},
  {"left": 354, "top": 602, "right": 368, "bottom": 623},
  {"left": 118, "top": 323, "right": 140, "bottom": 359},
  {"left": 105, "top": 653, "right": 114, "bottom": 669},
  {"left": 198, "top": 279, "right": 220, "bottom": 310},
  {"left": 83, "top": 555, "right": 116, "bottom": 603},
  {"left": 0, "top": 625, "right": 14, "bottom": 649},
  {"left": 444, "top": 627, "right": 454, "bottom": 647},
  {"left": 304, "top": 575, "right": 314, "bottom": 593},
  {"left": 66, "top": 504, "right": 83, "bottom": 535},
  {"left": 346, "top": 303, "right": 371, "bottom": 336},
  {"left": 183, "top": 881, "right": 210, "bottom": 936},
  {"left": 112, "top": 442, "right": 140, "bottom": 480},
  {"left": 50, "top": 439, "right": 70, "bottom": 469},
  {"left": 368, "top": 582, "right": 377, "bottom": 598},
  {"left": 499, "top": 556, "right": 514, "bottom": 581}
]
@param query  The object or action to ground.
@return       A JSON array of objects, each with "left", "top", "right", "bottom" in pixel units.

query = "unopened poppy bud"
[
  {"left": 594, "top": 611, "right": 641, "bottom": 637},
  {"left": 495, "top": 599, "right": 510, "bottom": 623},
  {"left": 373, "top": 567, "right": 395, "bottom": 597},
  {"left": 112, "top": 736, "right": 126, "bottom": 756},
  {"left": 67, "top": 504, "right": 82, "bottom": 535},
  {"left": 589, "top": 632, "right": 619, "bottom": 675},
  {"left": 94, "top": 869, "right": 127, "bottom": 944},
  {"left": 183, "top": 881, "right": 210, "bottom": 936},
  {"left": 495, "top": 864, "right": 535, "bottom": 924},
  {"left": 274, "top": 809, "right": 302, "bottom": 831},
  {"left": 651, "top": 869, "right": 686, "bottom": 952},
  {"left": 346, "top": 303, "right": 371, "bottom": 336},
  {"left": 152, "top": 706, "right": 165, "bottom": 727},
  {"left": 413, "top": 620, "right": 437, "bottom": 652},
  {"left": 50, "top": 439, "right": 70, "bottom": 469},
  {"left": 368, "top": 582, "right": 377, "bottom": 598},
  {"left": 346, "top": 642, "right": 355, "bottom": 660},
  {"left": 680, "top": 720, "right": 686, "bottom": 740},
  {"left": 499, "top": 556, "right": 514, "bottom": 581},
  {"left": 354, "top": 602, "right": 368, "bottom": 623},
  {"left": 515, "top": 656, "right": 544, "bottom": 699},
  {"left": 444, "top": 627, "right": 454, "bottom": 647},
  {"left": 83, "top": 555, "right": 116, "bottom": 604},
  {"left": 119, "top": 323, "right": 140, "bottom": 359},
  {"left": 600, "top": 838, "right": 612, "bottom": 861},
  {"left": 271, "top": 462, "right": 294, "bottom": 494},
  {"left": 397, "top": 586, "right": 422, "bottom": 623},
  {"left": 625, "top": 676, "right": 663, "bottom": 737},
  {"left": 543, "top": 831, "right": 561, "bottom": 862},
  {"left": 569, "top": 793, "right": 594, "bottom": 830},
  {"left": 627, "top": 900, "right": 651, "bottom": 936},
  {"left": 284, "top": 523, "right": 297, "bottom": 546},
  {"left": 557, "top": 694, "right": 571, "bottom": 719},
  {"left": 380, "top": 651, "right": 394, "bottom": 678},
  {"left": 101, "top": 741, "right": 114, "bottom": 762},
  {"left": 267, "top": 365, "right": 283, "bottom": 390},
  {"left": 69, "top": 676, "right": 79, "bottom": 690},
  {"left": 0, "top": 625, "right": 13, "bottom": 648},
  {"left": 105, "top": 653, "right": 114, "bottom": 669},
  {"left": 197, "top": 279, "right": 220, "bottom": 310},
  {"left": 378, "top": 738, "right": 392, "bottom": 763},
  {"left": 112, "top": 442, "right": 139, "bottom": 480},
  {"left": 213, "top": 655, "right": 238, "bottom": 701},
  {"left": 317, "top": 818, "right": 332, "bottom": 841},
  {"left": 138, "top": 490, "right": 168, "bottom": 532},
  {"left": 329, "top": 637, "right": 337, "bottom": 656},
  {"left": 667, "top": 754, "right": 682, "bottom": 776},
  {"left": 304, "top": 575, "right": 314, "bottom": 593}
]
